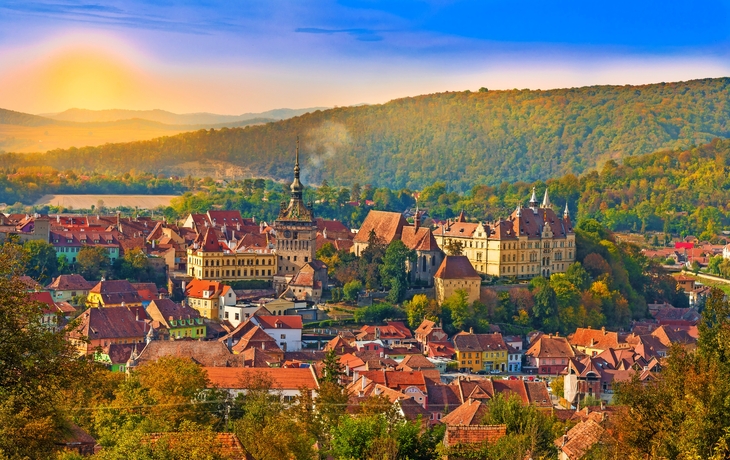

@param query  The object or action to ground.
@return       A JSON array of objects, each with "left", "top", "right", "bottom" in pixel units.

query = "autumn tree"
[{"left": 0, "top": 241, "right": 83, "bottom": 460}]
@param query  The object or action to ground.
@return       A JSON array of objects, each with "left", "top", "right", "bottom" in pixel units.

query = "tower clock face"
[{"left": 284, "top": 230, "right": 291, "bottom": 238}]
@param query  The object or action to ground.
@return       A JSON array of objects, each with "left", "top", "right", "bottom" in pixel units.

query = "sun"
[{"left": 36, "top": 49, "right": 140, "bottom": 111}]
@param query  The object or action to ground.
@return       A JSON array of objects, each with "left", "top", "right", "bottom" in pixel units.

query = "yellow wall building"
[
  {"left": 433, "top": 255, "right": 481, "bottom": 305},
  {"left": 435, "top": 189, "right": 575, "bottom": 279},
  {"left": 453, "top": 332, "right": 509, "bottom": 373},
  {"left": 187, "top": 228, "right": 276, "bottom": 282}
]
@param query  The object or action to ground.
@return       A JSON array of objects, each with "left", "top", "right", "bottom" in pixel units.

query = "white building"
[
  {"left": 221, "top": 304, "right": 268, "bottom": 328},
  {"left": 251, "top": 315, "right": 303, "bottom": 352}
]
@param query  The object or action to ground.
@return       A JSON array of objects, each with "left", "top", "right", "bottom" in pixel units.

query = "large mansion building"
[{"left": 435, "top": 188, "right": 575, "bottom": 279}]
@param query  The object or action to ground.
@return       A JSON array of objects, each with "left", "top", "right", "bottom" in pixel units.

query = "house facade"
[{"left": 453, "top": 332, "right": 509, "bottom": 373}]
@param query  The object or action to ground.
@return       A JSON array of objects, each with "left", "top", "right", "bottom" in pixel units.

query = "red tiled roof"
[
  {"left": 556, "top": 419, "right": 607, "bottom": 460},
  {"left": 353, "top": 211, "right": 407, "bottom": 244},
  {"left": 441, "top": 398, "right": 488, "bottom": 426},
  {"left": 569, "top": 327, "right": 621, "bottom": 350},
  {"left": 45, "top": 274, "right": 94, "bottom": 291},
  {"left": 526, "top": 335, "right": 575, "bottom": 359},
  {"left": 401, "top": 226, "right": 440, "bottom": 252},
  {"left": 434, "top": 255, "right": 480, "bottom": 280},
  {"left": 147, "top": 299, "right": 201, "bottom": 328},
  {"left": 453, "top": 332, "right": 507, "bottom": 353},
  {"left": 69, "top": 307, "right": 147, "bottom": 344},
  {"left": 254, "top": 315, "right": 303, "bottom": 330},
  {"left": 28, "top": 291, "right": 62, "bottom": 314}
]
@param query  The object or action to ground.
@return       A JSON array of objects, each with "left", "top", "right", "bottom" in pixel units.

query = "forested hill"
[{"left": 5, "top": 78, "right": 730, "bottom": 189}]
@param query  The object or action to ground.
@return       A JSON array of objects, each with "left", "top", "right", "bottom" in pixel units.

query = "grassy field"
[{"left": 33, "top": 194, "right": 179, "bottom": 209}]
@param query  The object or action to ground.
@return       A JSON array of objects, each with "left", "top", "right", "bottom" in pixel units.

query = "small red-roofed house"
[
  {"left": 29, "top": 291, "right": 63, "bottom": 331},
  {"left": 525, "top": 334, "right": 575, "bottom": 375}
]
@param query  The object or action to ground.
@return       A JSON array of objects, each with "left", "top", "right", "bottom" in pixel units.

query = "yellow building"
[
  {"left": 86, "top": 280, "right": 143, "bottom": 308},
  {"left": 435, "top": 188, "right": 576, "bottom": 279},
  {"left": 453, "top": 331, "right": 509, "bottom": 373},
  {"left": 183, "top": 279, "right": 235, "bottom": 320},
  {"left": 433, "top": 255, "right": 481, "bottom": 305},
  {"left": 187, "top": 228, "right": 276, "bottom": 282}
]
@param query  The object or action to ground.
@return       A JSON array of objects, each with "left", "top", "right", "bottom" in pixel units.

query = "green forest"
[
  {"left": 6, "top": 137, "right": 730, "bottom": 239},
  {"left": 3, "top": 78, "right": 730, "bottom": 190}
]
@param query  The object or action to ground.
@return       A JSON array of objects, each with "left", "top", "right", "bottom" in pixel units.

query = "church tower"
[{"left": 274, "top": 138, "right": 317, "bottom": 287}]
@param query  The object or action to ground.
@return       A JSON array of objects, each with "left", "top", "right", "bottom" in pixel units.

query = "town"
[{"left": 1, "top": 150, "right": 719, "bottom": 460}]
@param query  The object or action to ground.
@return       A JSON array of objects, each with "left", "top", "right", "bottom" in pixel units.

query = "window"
[
  {"left": 280, "top": 334, "right": 286, "bottom": 339},
  {"left": 235, "top": 313, "right": 239, "bottom": 320}
]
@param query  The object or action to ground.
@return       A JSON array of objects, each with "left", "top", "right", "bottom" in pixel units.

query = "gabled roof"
[
  {"left": 232, "top": 325, "right": 283, "bottom": 355},
  {"left": 136, "top": 341, "right": 241, "bottom": 367},
  {"left": 89, "top": 280, "right": 141, "bottom": 305},
  {"left": 146, "top": 299, "right": 201, "bottom": 328},
  {"left": 358, "top": 370, "right": 427, "bottom": 391},
  {"left": 441, "top": 398, "right": 488, "bottom": 426},
  {"left": 415, "top": 319, "right": 437, "bottom": 336},
  {"left": 46, "top": 274, "right": 94, "bottom": 291},
  {"left": 525, "top": 335, "right": 575, "bottom": 359},
  {"left": 555, "top": 419, "right": 608, "bottom": 460},
  {"left": 401, "top": 226, "right": 440, "bottom": 252},
  {"left": 434, "top": 255, "right": 480, "bottom": 280},
  {"left": 69, "top": 307, "right": 147, "bottom": 344},
  {"left": 185, "top": 279, "right": 226, "bottom": 299},
  {"left": 453, "top": 332, "right": 508, "bottom": 353},
  {"left": 569, "top": 327, "right": 621, "bottom": 350},
  {"left": 353, "top": 210, "right": 407, "bottom": 244},
  {"left": 28, "top": 291, "right": 62, "bottom": 314}
]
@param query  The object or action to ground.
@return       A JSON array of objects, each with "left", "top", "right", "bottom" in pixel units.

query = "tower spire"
[
  {"left": 564, "top": 202, "right": 570, "bottom": 219},
  {"left": 290, "top": 137, "right": 303, "bottom": 198},
  {"left": 529, "top": 187, "right": 539, "bottom": 209},
  {"left": 295, "top": 136, "right": 300, "bottom": 179},
  {"left": 542, "top": 188, "right": 551, "bottom": 208}
]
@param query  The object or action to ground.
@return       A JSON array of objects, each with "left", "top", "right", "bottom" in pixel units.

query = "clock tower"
[{"left": 274, "top": 138, "right": 317, "bottom": 290}]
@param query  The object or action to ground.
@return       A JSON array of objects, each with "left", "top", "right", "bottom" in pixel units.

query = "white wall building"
[{"left": 251, "top": 315, "right": 303, "bottom": 352}]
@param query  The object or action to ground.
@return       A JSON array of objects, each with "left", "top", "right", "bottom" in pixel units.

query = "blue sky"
[{"left": 1, "top": 0, "right": 729, "bottom": 113}]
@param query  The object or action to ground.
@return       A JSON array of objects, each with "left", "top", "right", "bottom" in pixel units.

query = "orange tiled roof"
[{"left": 204, "top": 367, "right": 318, "bottom": 390}]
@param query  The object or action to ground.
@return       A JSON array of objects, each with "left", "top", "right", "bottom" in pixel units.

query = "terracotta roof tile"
[
  {"left": 434, "top": 255, "right": 480, "bottom": 280},
  {"left": 204, "top": 367, "right": 318, "bottom": 390}
]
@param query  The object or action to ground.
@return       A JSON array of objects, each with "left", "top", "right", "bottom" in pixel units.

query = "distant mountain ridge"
[
  {"left": 5, "top": 78, "right": 730, "bottom": 190},
  {"left": 40, "top": 107, "right": 329, "bottom": 125}
]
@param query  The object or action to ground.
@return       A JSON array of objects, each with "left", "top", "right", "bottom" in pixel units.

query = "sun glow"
[{"left": 35, "top": 49, "right": 141, "bottom": 111}]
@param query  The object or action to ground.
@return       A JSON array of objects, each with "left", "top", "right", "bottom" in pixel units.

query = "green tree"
[
  {"left": 404, "top": 294, "right": 429, "bottom": 329},
  {"left": 0, "top": 242, "right": 83, "bottom": 460},
  {"left": 23, "top": 239, "right": 59, "bottom": 283},
  {"left": 76, "top": 246, "right": 111, "bottom": 280},
  {"left": 380, "top": 240, "right": 416, "bottom": 303},
  {"left": 343, "top": 280, "right": 363, "bottom": 302}
]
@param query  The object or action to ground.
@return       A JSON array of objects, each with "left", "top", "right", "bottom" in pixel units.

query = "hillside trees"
[{"left": 6, "top": 78, "right": 730, "bottom": 191}]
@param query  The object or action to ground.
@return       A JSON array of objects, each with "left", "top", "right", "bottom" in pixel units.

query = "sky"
[{"left": 1, "top": 0, "right": 730, "bottom": 114}]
